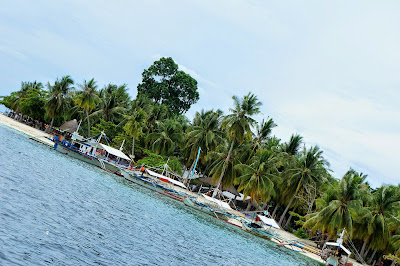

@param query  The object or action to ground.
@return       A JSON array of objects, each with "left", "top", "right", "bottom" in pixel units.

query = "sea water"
[{"left": 0, "top": 125, "right": 321, "bottom": 265}]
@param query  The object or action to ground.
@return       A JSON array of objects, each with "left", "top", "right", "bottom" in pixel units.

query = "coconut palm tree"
[
  {"left": 75, "top": 78, "right": 99, "bottom": 137},
  {"left": 90, "top": 83, "right": 129, "bottom": 124},
  {"left": 357, "top": 185, "right": 400, "bottom": 262},
  {"left": 212, "top": 92, "right": 262, "bottom": 197},
  {"left": 147, "top": 119, "right": 183, "bottom": 156},
  {"left": 185, "top": 109, "right": 224, "bottom": 165},
  {"left": 303, "top": 169, "right": 368, "bottom": 237},
  {"left": 45, "top": 76, "right": 74, "bottom": 131},
  {"left": 278, "top": 145, "right": 328, "bottom": 226},
  {"left": 235, "top": 149, "right": 278, "bottom": 204},
  {"left": 123, "top": 109, "right": 147, "bottom": 158}
]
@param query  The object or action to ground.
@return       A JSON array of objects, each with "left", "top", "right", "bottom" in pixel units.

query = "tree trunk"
[
  {"left": 271, "top": 202, "right": 280, "bottom": 218},
  {"left": 86, "top": 109, "right": 90, "bottom": 137},
  {"left": 284, "top": 214, "right": 293, "bottom": 230},
  {"left": 46, "top": 117, "right": 54, "bottom": 133},
  {"left": 363, "top": 247, "right": 371, "bottom": 260},
  {"left": 279, "top": 194, "right": 296, "bottom": 226},
  {"left": 131, "top": 136, "right": 135, "bottom": 157},
  {"left": 359, "top": 239, "right": 368, "bottom": 259},
  {"left": 367, "top": 249, "right": 377, "bottom": 265},
  {"left": 212, "top": 139, "right": 234, "bottom": 198},
  {"left": 245, "top": 200, "right": 252, "bottom": 211}
]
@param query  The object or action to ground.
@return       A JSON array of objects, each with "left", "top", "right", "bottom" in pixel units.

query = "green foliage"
[
  {"left": 137, "top": 149, "right": 166, "bottom": 168},
  {"left": 91, "top": 119, "right": 119, "bottom": 141},
  {"left": 294, "top": 228, "right": 309, "bottom": 239},
  {"left": 137, "top": 57, "right": 199, "bottom": 115},
  {"left": 167, "top": 157, "right": 184, "bottom": 176},
  {"left": 289, "top": 211, "right": 306, "bottom": 226}
]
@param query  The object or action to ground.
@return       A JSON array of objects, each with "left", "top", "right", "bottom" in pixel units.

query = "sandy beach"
[
  {"left": 0, "top": 112, "right": 365, "bottom": 266},
  {"left": 0, "top": 113, "right": 54, "bottom": 146}
]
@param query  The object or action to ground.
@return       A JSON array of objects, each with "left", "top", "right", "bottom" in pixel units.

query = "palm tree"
[
  {"left": 185, "top": 109, "right": 224, "bottom": 164},
  {"left": 235, "top": 149, "right": 278, "bottom": 204},
  {"left": 45, "top": 76, "right": 74, "bottom": 131},
  {"left": 357, "top": 185, "right": 400, "bottom": 261},
  {"left": 212, "top": 92, "right": 262, "bottom": 197},
  {"left": 123, "top": 109, "right": 147, "bottom": 157},
  {"left": 147, "top": 119, "right": 183, "bottom": 156},
  {"left": 304, "top": 169, "right": 368, "bottom": 237},
  {"left": 90, "top": 83, "right": 129, "bottom": 124},
  {"left": 9, "top": 81, "right": 43, "bottom": 119},
  {"left": 278, "top": 145, "right": 328, "bottom": 226},
  {"left": 75, "top": 78, "right": 99, "bottom": 137}
]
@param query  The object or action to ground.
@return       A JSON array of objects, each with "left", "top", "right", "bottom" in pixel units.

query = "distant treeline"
[{"left": 1, "top": 57, "right": 399, "bottom": 264}]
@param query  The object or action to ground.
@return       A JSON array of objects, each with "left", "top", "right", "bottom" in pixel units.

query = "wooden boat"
[{"left": 52, "top": 132, "right": 131, "bottom": 176}]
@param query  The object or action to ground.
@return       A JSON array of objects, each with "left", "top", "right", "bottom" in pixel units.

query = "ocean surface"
[{"left": 0, "top": 124, "right": 321, "bottom": 265}]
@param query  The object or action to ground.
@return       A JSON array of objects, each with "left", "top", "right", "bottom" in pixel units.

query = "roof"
[
  {"left": 257, "top": 215, "right": 280, "bottom": 229},
  {"left": 202, "top": 194, "right": 232, "bottom": 210},
  {"left": 59, "top": 119, "right": 78, "bottom": 133},
  {"left": 222, "top": 191, "right": 251, "bottom": 201},
  {"left": 324, "top": 242, "right": 351, "bottom": 255},
  {"left": 198, "top": 177, "right": 240, "bottom": 196},
  {"left": 98, "top": 143, "right": 131, "bottom": 161},
  {"left": 146, "top": 169, "right": 187, "bottom": 189}
]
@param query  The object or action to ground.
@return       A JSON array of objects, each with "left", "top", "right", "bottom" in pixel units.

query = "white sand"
[{"left": 0, "top": 113, "right": 54, "bottom": 146}]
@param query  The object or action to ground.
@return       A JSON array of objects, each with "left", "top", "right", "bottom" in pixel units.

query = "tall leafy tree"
[
  {"left": 212, "top": 92, "right": 261, "bottom": 197},
  {"left": 279, "top": 146, "right": 328, "bottom": 226},
  {"left": 185, "top": 109, "right": 224, "bottom": 165},
  {"left": 137, "top": 57, "right": 199, "bottom": 115},
  {"left": 75, "top": 78, "right": 99, "bottom": 137},
  {"left": 91, "top": 83, "right": 130, "bottom": 124},
  {"left": 304, "top": 169, "right": 368, "bottom": 237},
  {"left": 235, "top": 149, "right": 278, "bottom": 204},
  {"left": 147, "top": 119, "right": 183, "bottom": 156},
  {"left": 358, "top": 185, "right": 400, "bottom": 257},
  {"left": 123, "top": 109, "right": 147, "bottom": 158},
  {"left": 45, "top": 76, "right": 74, "bottom": 131}
]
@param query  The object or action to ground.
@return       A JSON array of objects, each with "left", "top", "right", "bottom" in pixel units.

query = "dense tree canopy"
[
  {"left": 137, "top": 57, "right": 199, "bottom": 115},
  {"left": 2, "top": 62, "right": 400, "bottom": 265}
]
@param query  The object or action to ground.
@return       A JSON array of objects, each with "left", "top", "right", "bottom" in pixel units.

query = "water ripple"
[{"left": 0, "top": 125, "right": 320, "bottom": 265}]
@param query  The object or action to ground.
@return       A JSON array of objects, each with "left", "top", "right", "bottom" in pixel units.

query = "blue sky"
[{"left": 1, "top": 0, "right": 399, "bottom": 186}]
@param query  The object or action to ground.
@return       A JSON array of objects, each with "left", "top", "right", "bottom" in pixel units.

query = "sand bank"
[{"left": 0, "top": 113, "right": 54, "bottom": 146}]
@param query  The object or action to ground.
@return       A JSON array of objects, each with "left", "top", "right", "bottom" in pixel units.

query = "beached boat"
[
  {"left": 241, "top": 215, "right": 280, "bottom": 239},
  {"left": 52, "top": 131, "right": 132, "bottom": 175},
  {"left": 120, "top": 168, "right": 191, "bottom": 202},
  {"left": 183, "top": 195, "right": 243, "bottom": 228},
  {"left": 320, "top": 229, "right": 351, "bottom": 266}
]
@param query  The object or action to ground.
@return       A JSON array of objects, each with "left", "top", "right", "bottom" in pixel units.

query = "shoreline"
[{"left": 0, "top": 112, "right": 363, "bottom": 266}]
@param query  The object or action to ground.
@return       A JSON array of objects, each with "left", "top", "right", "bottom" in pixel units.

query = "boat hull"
[{"left": 54, "top": 143, "right": 123, "bottom": 175}]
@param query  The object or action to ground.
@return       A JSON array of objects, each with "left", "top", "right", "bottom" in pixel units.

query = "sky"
[{"left": 1, "top": 0, "right": 399, "bottom": 187}]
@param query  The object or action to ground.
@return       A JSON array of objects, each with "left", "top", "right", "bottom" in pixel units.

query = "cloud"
[{"left": 274, "top": 93, "right": 400, "bottom": 186}]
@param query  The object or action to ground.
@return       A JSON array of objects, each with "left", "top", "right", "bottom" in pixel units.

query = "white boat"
[
  {"left": 52, "top": 131, "right": 132, "bottom": 175},
  {"left": 241, "top": 215, "right": 280, "bottom": 239},
  {"left": 320, "top": 229, "right": 351, "bottom": 266}
]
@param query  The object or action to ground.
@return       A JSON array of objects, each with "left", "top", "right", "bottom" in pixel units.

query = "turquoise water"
[{"left": 0, "top": 125, "right": 320, "bottom": 265}]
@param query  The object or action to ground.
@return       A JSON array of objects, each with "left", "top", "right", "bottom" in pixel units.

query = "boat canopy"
[
  {"left": 97, "top": 143, "right": 131, "bottom": 161},
  {"left": 257, "top": 215, "right": 280, "bottom": 229},
  {"left": 145, "top": 169, "right": 187, "bottom": 189},
  {"left": 324, "top": 242, "right": 351, "bottom": 255},
  {"left": 202, "top": 194, "right": 232, "bottom": 210},
  {"left": 222, "top": 191, "right": 251, "bottom": 201}
]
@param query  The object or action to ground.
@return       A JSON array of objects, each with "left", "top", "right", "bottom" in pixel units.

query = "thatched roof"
[
  {"left": 198, "top": 177, "right": 240, "bottom": 196},
  {"left": 59, "top": 119, "right": 78, "bottom": 133}
]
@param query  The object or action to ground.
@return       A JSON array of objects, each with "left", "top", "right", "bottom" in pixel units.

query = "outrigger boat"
[
  {"left": 320, "top": 229, "right": 351, "bottom": 266},
  {"left": 241, "top": 214, "right": 281, "bottom": 239},
  {"left": 52, "top": 131, "right": 132, "bottom": 175},
  {"left": 120, "top": 167, "right": 191, "bottom": 202}
]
